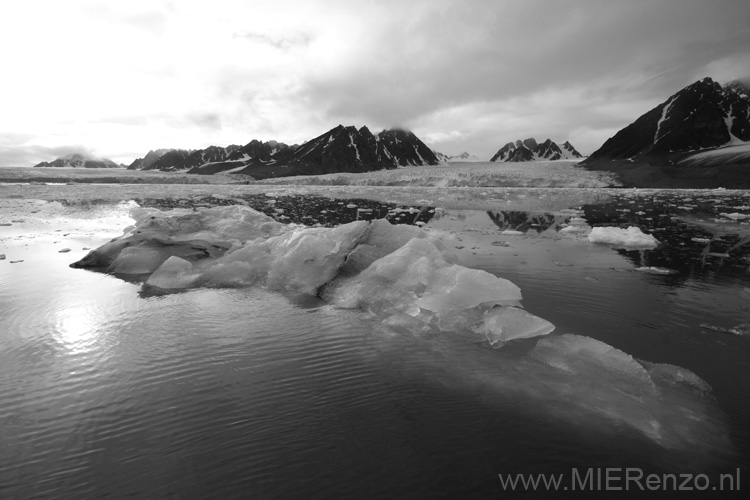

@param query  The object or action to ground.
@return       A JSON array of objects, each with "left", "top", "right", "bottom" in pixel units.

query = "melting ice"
[{"left": 72, "top": 204, "right": 729, "bottom": 455}]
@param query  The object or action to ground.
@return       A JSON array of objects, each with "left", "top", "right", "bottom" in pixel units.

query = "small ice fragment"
[
  {"left": 729, "top": 323, "right": 750, "bottom": 336},
  {"left": 501, "top": 230, "right": 524, "bottom": 235},
  {"left": 691, "top": 238, "right": 711, "bottom": 244},
  {"left": 553, "top": 261, "right": 573, "bottom": 267},
  {"left": 700, "top": 323, "right": 728, "bottom": 333},
  {"left": 560, "top": 224, "right": 590, "bottom": 234},
  {"left": 491, "top": 241, "right": 510, "bottom": 247},
  {"left": 58, "top": 248, "right": 71, "bottom": 253},
  {"left": 720, "top": 212, "right": 750, "bottom": 220},
  {"left": 346, "top": 203, "right": 357, "bottom": 209},
  {"left": 10, "top": 260, "right": 24, "bottom": 263},
  {"left": 635, "top": 266, "right": 678, "bottom": 275},
  {"left": 0, "top": 254, "right": 5, "bottom": 260}
]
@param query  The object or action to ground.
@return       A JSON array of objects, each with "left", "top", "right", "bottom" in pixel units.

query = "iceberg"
[
  {"left": 73, "top": 204, "right": 546, "bottom": 345},
  {"left": 588, "top": 226, "right": 659, "bottom": 249},
  {"left": 71, "top": 203, "right": 729, "bottom": 453}
]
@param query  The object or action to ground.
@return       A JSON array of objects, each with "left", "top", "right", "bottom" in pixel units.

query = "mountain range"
[
  {"left": 583, "top": 77, "right": 750, "bottom": 187},
  {"left": 127, "top": 125, "right": 439, "bottom": 179},
  {"left": 33, "top": 153, "right": 122, "bottom": 169},
  {"left": 490, "top": 138, "right": 583, "bottom": 162}
]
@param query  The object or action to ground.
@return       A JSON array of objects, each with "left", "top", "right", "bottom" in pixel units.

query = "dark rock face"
[
  {"left": 490, "top": 138, "right": 582, "bottom": 162},
  {"left": 140, "top": 150, "right": 192, "bottom": 171},
  {"left": 587, "top": 77, "right": 750, "bottom": 162},
  {"left": 33, "top": 153, "right": 120, "bottom": 168}
]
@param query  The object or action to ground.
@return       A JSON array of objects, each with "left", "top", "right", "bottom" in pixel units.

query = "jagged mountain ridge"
[
  {"left": 490, "top": 138, "right": 583, "bottom": 162},
  {"left": 33, "top": 153, "right": 122, "bottom": 169},
  {"left": 586, "top": 77, "right": 750, "bottom": 161},
  {"left": 129, "top": 125, "right": 439, "bottom": 178}
]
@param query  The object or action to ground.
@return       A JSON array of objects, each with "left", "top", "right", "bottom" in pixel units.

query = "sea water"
[{"left": 1, "top": 187, "right": 749, "bottom": 498}]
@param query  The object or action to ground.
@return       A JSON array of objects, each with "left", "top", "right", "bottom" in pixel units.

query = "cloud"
[
  {"left": 186, "top": 113, "right": 222, "bottom": 131},
  {"left": 296, "top": 0, "right": 750, "bottom": 138},
  {"left": 234, "top": 31, "right": 314, "bottom": 50},
  {"left": 698, "top": 52, "right": 750, "bottom": 84},
  {"left": 2, "top": 0, "right": 750, "bottom": 167}
]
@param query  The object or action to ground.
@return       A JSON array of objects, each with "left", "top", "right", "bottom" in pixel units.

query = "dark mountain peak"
[
  {"left": 587, "top": 76, "right": 750, "bottom": 163},
  {"left": 522, "top": 138, "right": 538, "bottom": 150}
]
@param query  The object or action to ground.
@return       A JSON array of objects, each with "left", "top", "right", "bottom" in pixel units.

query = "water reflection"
[
  {"left": 486, "top": 210, "right": 561, "bottom": 233},
  {"left": 53, "top": 307, "right": 101, "bottom": 354},
  {"left": 5, "top": 190, "right": 750, "bottom": 497}
]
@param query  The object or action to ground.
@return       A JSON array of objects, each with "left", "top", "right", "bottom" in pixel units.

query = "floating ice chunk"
[
  {"left": 530, "top": 334, "right": 658, "bottom": 397},
  {"left": 482, "top": 307, "right": 555, "bottom": 347},
  {"left": 146, "top": 256, "right": 198, "bottom": 289},
  {"left": 560, "top": 223, "right": 590, "bottom": 234},
  {"left": 635, "top": 266, "right": 678, "bottom": 275},
  {"left": 501, "top": 230, "right": 524, "bottom": 235},
  {"left": 691, "top": 237, "right": 711, "bottom": 244},
  {"left": 588, "top": 226, "right": 659, "bottom": 249}
]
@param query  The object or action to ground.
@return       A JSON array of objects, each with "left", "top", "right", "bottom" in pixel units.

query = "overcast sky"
[{"left": 1, "top": 0, "right": 749, "bottom": 167}]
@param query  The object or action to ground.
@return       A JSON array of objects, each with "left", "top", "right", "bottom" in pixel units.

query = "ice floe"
[{"left": 588, "top": 226, "right": 659, "bottom": 249}]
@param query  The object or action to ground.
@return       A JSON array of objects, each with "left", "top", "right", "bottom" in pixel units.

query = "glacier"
[{"left": 71, "top": 204, "right": 728, "bottom": 453}]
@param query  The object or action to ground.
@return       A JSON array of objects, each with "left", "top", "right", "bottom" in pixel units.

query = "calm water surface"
[{"left": 1, "top": 188, "right": 750, "bottom": 499}]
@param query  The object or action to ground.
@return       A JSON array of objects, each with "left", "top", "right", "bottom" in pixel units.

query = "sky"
[{"left": 1, "top": 0, "right": 749, "bottom": 167}]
